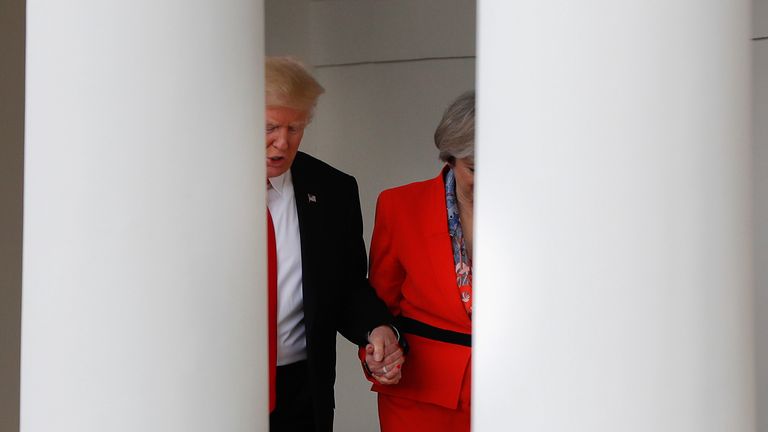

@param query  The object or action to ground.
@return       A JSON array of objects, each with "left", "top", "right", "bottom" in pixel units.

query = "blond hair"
[{"left": 265, "top": 57, "right": 325, "bottom": 114}]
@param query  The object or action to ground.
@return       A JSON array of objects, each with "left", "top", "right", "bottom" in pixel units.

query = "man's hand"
[{"left": 365, "top": 325, "right": 405, "bottom": 385}]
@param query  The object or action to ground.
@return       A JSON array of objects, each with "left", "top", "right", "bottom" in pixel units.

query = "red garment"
[
  {"left": 267, "top": 210, "right": 277, "bottom": 412},
  {"left": 378, "top": 359, "right": 471, "bottom": 432},
  {"left": 367, "top": 168, "right": 472, "bottom": 431}
]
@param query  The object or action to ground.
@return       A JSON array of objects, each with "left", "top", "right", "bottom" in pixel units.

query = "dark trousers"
[{"left": 270, "top": 360, "right": 317, "bottom": 432}]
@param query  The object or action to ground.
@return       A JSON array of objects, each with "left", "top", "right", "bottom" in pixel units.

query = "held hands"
[{"left": 365, "top": 325, "right": 405, "bottom": 385}]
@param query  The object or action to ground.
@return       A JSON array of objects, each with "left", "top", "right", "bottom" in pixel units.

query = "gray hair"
[{"left": 434, "top": 91, "right": 475, "bottom": 164}]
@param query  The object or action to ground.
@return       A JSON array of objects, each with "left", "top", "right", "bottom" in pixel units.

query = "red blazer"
[{"left": 367, "top": 168, "right": 472, "bottom": 409}]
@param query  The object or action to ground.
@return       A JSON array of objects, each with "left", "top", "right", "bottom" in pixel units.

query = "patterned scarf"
[{"left": 445, "top": 168, "right": 473, "bottom": 319}]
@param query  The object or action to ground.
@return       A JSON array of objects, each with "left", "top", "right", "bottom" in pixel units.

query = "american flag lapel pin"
[{"left": 308, "top": 193, "right": 317, "bottom": 203}]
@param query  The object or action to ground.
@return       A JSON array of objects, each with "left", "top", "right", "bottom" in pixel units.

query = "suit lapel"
[
  {"left": 291, "top": 153, "right": 319, "bottom": 333},
  {"left": 421, "top": 169, "right": 473, "bottom": 326}
]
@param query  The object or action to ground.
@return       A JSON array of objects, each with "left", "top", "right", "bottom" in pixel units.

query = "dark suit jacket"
[{"left": 289, "top": 151, "right": 392, "bottom": 431}]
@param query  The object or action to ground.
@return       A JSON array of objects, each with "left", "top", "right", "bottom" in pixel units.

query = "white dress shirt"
[{"left": 268, "top": 171, "right": 307, "bottom": 366}]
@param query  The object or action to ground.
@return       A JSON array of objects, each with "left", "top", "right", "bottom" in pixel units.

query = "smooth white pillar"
[
  {"left": 474, "top": 2, "right": 755, "bottom": 431},
  {"left": 21, "top": 2, "right": 267, "bottom": 431},
  {"left": 754, "top": 4, "right": 768, "bottom": 431},
  {"left": 754, "top": 26, "right": 768, "bottom": 432}
]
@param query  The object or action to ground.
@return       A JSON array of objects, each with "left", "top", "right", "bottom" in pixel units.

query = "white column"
[
  {"left": 754, "top": 1, "right": 768, "bottom": 429},
  {"left": 474, "top": 2, "right": 754, "bottom": 431},
  {"left": 21, "top": 2, "right": 267, "bottom": 432}
]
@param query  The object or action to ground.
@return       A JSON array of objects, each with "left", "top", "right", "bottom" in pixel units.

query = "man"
[{"left": 265, "top": 56, "right": 404, "bottom": 432}]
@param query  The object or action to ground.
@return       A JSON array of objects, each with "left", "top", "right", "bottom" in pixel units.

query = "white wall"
[
  {"left": 757, "top": 0, "right": 768, "bottom": 40},
  {"left": 0, "top": 0, "right": 24, "bottom": 430},
  {"left": 21, "top": 1, "right": 268, "bottom": 431},
  {"left": 474, "top": 1, "right": 754, "bottom": 431},
  {"left": 307, "top": 0, "right": 475, "bottom": 67},
  {"left": 265, "top": 0, "right": 310, "bottom": 63},
  {"left": 265, "top": 1, "right": 475, "bottom": 431},
  {"left": 755, "top": 1, "right": 768, "bottom": 430}
]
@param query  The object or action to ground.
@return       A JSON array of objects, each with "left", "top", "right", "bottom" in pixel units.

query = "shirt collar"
[{"left": 267, "top": 170, "right": 292, "bottom": 196}]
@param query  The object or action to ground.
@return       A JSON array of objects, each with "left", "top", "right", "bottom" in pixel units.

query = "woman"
[{"left": 363, "top": 91, "right": 475, "bottom": 432}]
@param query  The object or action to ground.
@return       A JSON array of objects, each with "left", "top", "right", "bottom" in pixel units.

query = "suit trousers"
[{"left": 270, "top": 360, "right": 319, "bottom": 432}]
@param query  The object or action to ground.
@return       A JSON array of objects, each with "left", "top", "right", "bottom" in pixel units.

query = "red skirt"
[{"left": 377, "top": 360, "right": 471, "bottom": 432}]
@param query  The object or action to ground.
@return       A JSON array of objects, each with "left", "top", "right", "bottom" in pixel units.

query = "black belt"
[{"left": 396, "top": 316, "right": 471, "bottom": 347}]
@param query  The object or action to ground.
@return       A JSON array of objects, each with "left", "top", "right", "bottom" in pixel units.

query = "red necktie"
[{"left": 267, "top": 209, "right": 277, "bottom": 412}]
